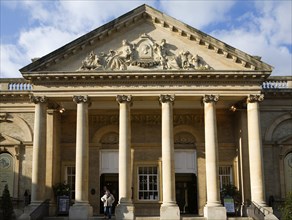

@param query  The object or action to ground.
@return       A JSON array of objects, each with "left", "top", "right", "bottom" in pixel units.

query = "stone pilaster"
[
  {"left": 115, "top": 95, "right": 135, "bottom": 220},
  {"left": 203, "top": 95, "right": 226, "bottom": 220},
  {"left": 69, "top": 95, "right": 93, "bottom": 220},
  {"left": 159, "top": 95, "right": 180, "bottom": 220},
  {"left": 247, "top": 94, "right": 267, "bottom": 206}
]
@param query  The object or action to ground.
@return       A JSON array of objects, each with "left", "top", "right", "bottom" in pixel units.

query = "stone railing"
[
  {"left": 0, "top": 78, "right": 32, "bottom": 91},
  {"left": 247, "top": 201, "right": 279, "bottom": 220},
  {"left": 30, "top": 199, "right": 50, "bottom": 220},
  {"left": 262, "top": 76, "right": 292, "bottom": 89}
]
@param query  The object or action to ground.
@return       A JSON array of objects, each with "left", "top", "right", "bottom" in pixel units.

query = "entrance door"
[
  {"left": 100, "top": 174, "right": 119, "bottom": 214},
  {"left": 175, "top": 173, "right": 198, "bottom": 214}
]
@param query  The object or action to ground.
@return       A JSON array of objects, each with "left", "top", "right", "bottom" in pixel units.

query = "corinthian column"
[
  {"left": 69, "top": 95, "right": 92, "bottom": 220},
  {"left": 247, "top": 94, "right": 266, "bottom": 206},
  {"left": 115, "top": 95, "right": 134, "bottom": 220},
  {"left": 203, "top": 95, "right": 226, "bottom": 220},
  {"left": 30, "top": 95, "right": 48, "bottom": 205},
  {"left": 159, "top": 94, "right": 180, "bottom": 220}
]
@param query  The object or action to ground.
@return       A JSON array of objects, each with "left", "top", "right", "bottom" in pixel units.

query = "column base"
[
  {"left": 160, "top": 204, "right": 180, "bottom": 220},
  {"left": 204, "top": 206, "right": 227, "bottom": 220},
  {"left": 115, "top": 203, "right": 135, "bottom": 220},
  {"left": 69, "top": 202, "right": 93, "bottom": 220}
]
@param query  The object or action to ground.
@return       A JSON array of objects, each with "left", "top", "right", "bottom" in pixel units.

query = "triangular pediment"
[{"left": 20, "top": 4, "right": 272, "bottom": 75}]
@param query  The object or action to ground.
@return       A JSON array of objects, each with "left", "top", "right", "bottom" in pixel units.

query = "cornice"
[{"left": 23, "top": 70, "right": 269, "bottom": 86}]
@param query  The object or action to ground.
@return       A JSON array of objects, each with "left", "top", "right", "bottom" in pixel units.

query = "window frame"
[{"left": 219, "top": 165, "right": 233, "bottom": 189}]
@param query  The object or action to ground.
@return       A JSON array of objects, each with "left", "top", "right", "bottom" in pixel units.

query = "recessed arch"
[
  {"left": 91, "top": 125, "right": 119, "bottom": 143},
  {"left": 264, "top": 113, "right": 292, "bottom": 142},
  {"left": 0, "top": 114, "right": 33, "bottom": 142},
  {"left": 174, "top": 125, "right": 201, "bottom": 143}
]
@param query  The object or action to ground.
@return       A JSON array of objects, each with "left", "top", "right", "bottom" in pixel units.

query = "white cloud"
[
  {"left": 0, "top": 44, "right": 27, "bottom": 78},
  {"left": 211, "top": 1, "right": 292, "bottom": 76},
  {"left": 159, "top": 0, "right": 235, "bottom": 29},
  {"left": 18, "top": 26, "right": 79, "bottom": 58}
]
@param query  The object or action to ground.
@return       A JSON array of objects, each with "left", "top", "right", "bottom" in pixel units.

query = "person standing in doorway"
[{"left": 101, "top": 189, "right": 115, "bottom": 219}]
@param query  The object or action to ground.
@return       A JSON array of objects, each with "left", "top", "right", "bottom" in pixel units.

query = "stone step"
[{"left": 44, "top": 216, "right": 253, "bottom": 220}]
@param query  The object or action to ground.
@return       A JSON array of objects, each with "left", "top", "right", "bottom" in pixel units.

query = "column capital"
[
  {"left": 116, "top": 95, "right": 132, "bottom": 104},
  {"left": 202, "top": 94, "right": 219, "bottom": 103},
  {"left": 247, "top": 94, "right": 264, "bottom": 103},
  {"left": 159, "top": 94, "right": 175, "bottom": 104},
  {"left": 29, "top": 95, "right": 47, "bottom": 104},
  {"left": 73, "top": 95, "right": 90, "bottom": 104}
]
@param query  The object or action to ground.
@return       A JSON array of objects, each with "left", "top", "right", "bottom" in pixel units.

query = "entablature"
[{"left": 23, "top": 70, "right": 269, "bottom": 87}]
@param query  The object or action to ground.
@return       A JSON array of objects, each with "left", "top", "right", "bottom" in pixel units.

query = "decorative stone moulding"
[
  {"left": 29, "top": 95, "right": 47, "bottom": 104},
  {"left": 159, "top": 94, "right": 175, "bottom": 103},
  {"left": 247, "top": 94, "right": 264, "bottom": 103},
  {"left": 73, "top": 95, "right": 90, "bottom": 104},
  {"left": 116, "top": 95, "right": 132, "bottom": 104},
  {"left": 202, "top": 94, "right": 219, "bottom": 103},
  {"left": 77, "top": 34, "right": 213, "bottom": 72}
]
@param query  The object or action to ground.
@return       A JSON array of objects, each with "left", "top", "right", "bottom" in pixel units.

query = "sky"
[{"left": 0, "top": 0, "right": 291, "bottom": 78}]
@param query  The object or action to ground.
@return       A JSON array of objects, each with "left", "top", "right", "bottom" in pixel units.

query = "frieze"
[
  {"left": 77, "top": 34, "right": 213, "bottom": 71},
  {"left": 247, "top": 94, "right": 264, "bottom": 103},
  {"left": 89, "top": 114, "right": 203, "bottom": 126}
]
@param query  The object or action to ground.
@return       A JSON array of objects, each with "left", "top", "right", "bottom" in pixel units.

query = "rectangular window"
[
  {"left": 219, "top": 166, "right": 233, "bottom": 189},
  {"left": 65, "top": 166, "right": 75, "bottom": 200},
  {"left": 138, "top": 166, "right": 159, "bottom": 201}
]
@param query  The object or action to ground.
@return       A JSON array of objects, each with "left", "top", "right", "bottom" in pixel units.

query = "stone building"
[{"left": 0, "top": 4, "right": 291, "bottom": 220}]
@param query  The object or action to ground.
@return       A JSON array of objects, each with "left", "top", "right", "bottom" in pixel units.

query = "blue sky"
[{"left": 1, "top": 0, "right": 291, "bottom": 78}]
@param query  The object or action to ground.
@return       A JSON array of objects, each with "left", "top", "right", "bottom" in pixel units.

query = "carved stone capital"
[
  {"left": 159, "top": 94, "right": 175, "bottom": 104},
  {"left": 202, "top": 94, "right": 219, "bottom": 103},
  {"left": 0, "top": 113, "right": 9, "bottom": 122},
  {"left": 116, "top": 95, "right": 132, "bottom": 104},
  {"left": 29, "top": 95, "right": 47, "bottom": 104},
  {"left": 247, "top": 94, "right": 264, "bottom": 103},
  {"left": 73, "top": 95, "right": 90, "bottom": 104}
]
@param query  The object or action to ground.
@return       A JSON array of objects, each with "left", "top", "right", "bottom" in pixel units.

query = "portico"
[{"left": 6, "top": 4, "right": 282, "bottom": 220}]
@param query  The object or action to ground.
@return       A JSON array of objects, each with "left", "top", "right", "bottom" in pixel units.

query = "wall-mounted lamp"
[
  {"left": 230, "top": 105, "right": 237, "bottom": 112},
  {"left": 59, "top": 107, "right": 65, "bottom": 114}
]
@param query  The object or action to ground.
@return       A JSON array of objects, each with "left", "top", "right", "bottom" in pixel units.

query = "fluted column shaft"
[
  {"left": 73, "top": 95, "right": 90, "bottom": 203},
  {"left": 160, "top": 95, "right": 176, "bottom": 206},
  {"left": 203, "top": 95, "right": 221, "bottom": 207},
  {"left": 247, "top": 94, "right": 266, "bottom": 206},
  {"left": 117, "top": 95, "right": 132, "bottom": 204},
  {"left": 30, "top": 96, "right": 47, "bottom": 204}
]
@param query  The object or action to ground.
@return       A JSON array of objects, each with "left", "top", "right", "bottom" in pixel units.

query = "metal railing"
[{"left": 30, "top": 199, "right": 50, "bottom": 220}]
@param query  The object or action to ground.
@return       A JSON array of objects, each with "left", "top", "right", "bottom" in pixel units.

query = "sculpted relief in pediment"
[{"left": 77, "top": 34, "right": 212, "bottom": 71}]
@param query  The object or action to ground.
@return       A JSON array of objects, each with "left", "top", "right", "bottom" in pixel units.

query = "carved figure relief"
[{"left": 77, "top": 34, "right": 213, "bottom": 71}]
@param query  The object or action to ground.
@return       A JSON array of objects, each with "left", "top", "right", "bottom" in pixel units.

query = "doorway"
[
  {"left": 100, "top": 173, "right": 119, "bottom": 214},
  {"left": 175, "top": 173, "right": 198, "bottom": 214}
]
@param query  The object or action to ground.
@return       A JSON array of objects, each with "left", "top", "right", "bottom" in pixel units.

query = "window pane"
[{"left": 138, "top": 166, "right": 158, "bottom": 201}]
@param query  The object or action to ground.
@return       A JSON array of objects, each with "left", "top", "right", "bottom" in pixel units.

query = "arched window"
[{"left": 0, "top": 153, "right": 14, "bottom": 195}]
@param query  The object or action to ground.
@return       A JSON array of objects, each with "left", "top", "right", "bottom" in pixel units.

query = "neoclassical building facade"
[{"left": 0, "top": 5, "right": 291, "bottom": 220}]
